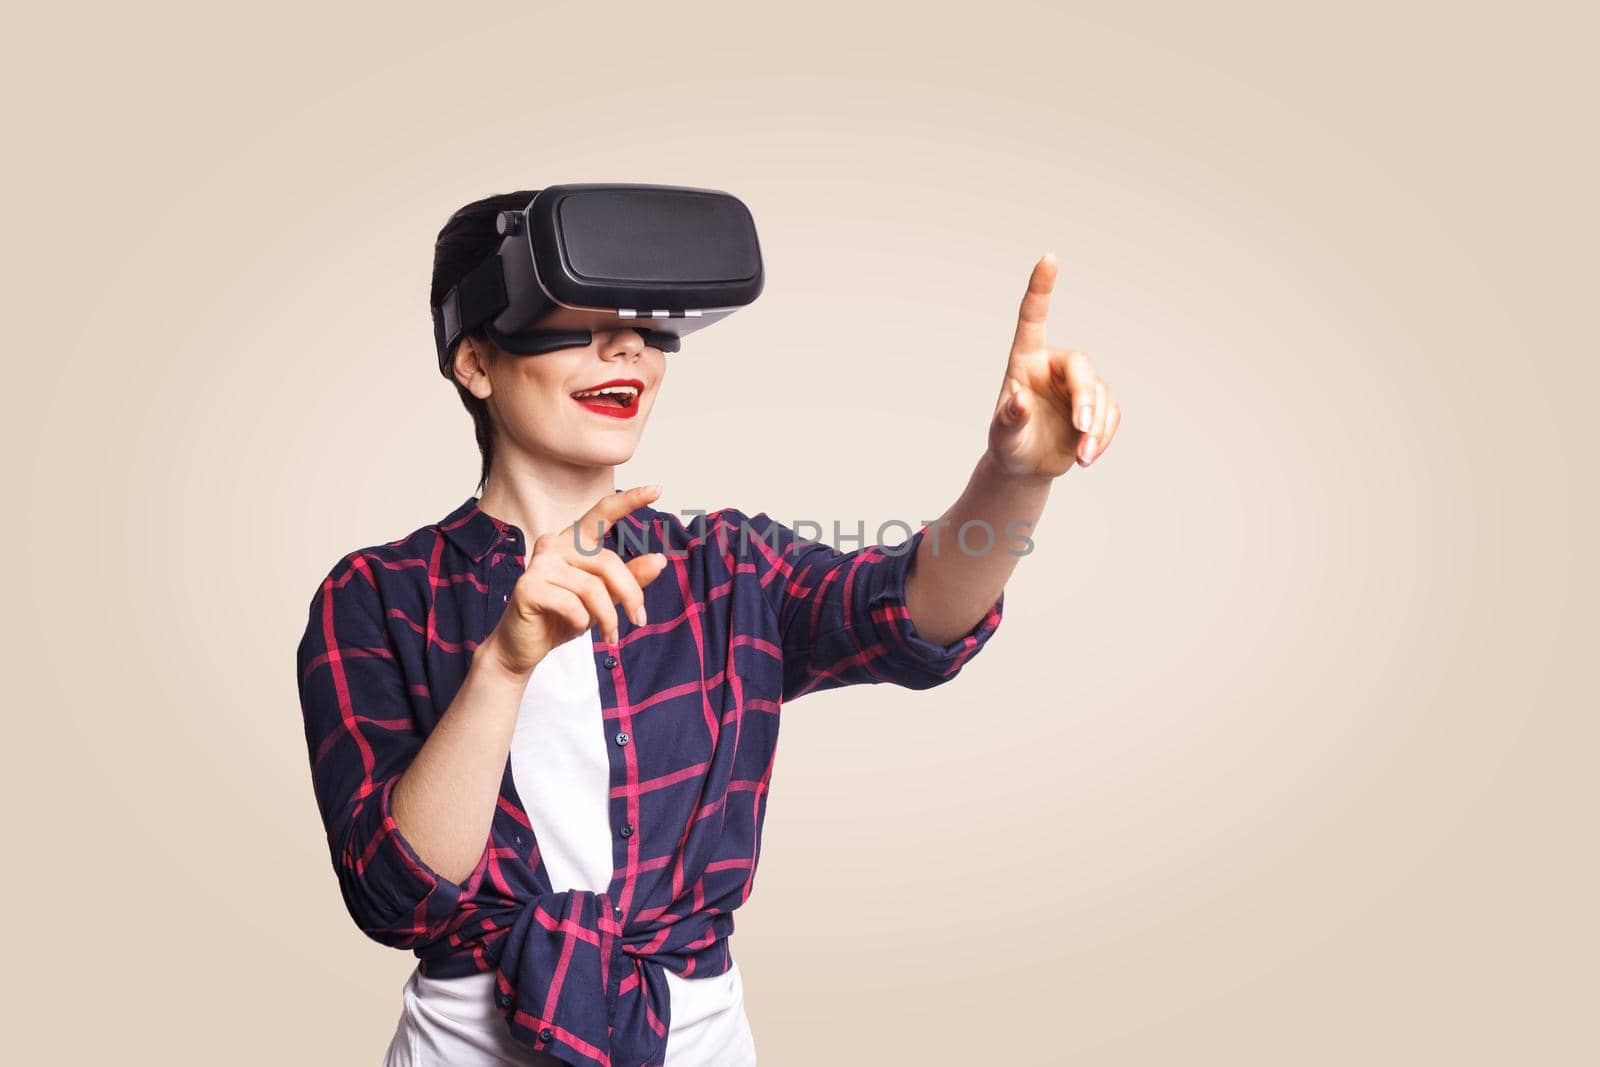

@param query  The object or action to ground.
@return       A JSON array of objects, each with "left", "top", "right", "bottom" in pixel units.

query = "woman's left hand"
[{"left": 987, "top": 252, "right": 1121, "bottom": 477}]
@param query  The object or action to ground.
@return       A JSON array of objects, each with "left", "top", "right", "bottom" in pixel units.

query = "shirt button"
[
  {"left": 603, "top": 654, "right": 618, "bottom": 669},
  {"left": 620, "top": 822, "right": 634, "bottom": 838},
  {"left": 495, "top": 990, "right": 513, "bottom": 1008},
  {"left": 613, "top": 905, "right": 624, "bottom": 919},
  {"left": 615, "top": 731, "right": 630, "bottom": 746},
  {"left": 539, "top": 1027, "right": 554, "bottom": 1042}
]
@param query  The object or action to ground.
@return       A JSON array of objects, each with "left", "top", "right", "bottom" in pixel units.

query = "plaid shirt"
[{"left": 296, "top": 493, "right": 1004, "bottom": 1067}]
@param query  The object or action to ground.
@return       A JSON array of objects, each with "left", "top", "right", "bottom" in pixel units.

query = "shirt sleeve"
[
  {"left": 718, "top": 509, "right": 1005, "bottom": 703},
  {"left": 295, "top": 554, "right": 467, "bottom": 949}
]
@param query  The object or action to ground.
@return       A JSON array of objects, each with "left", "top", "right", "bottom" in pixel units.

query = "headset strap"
[{"left": 433, "top": 254, "right": 508, "bottom": 376}]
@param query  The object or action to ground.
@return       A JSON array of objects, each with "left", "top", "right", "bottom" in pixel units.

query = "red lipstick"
[{"left": 570, "top": 378, "right": 645, "bottom": 420}]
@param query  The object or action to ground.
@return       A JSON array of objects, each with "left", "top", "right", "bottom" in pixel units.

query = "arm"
[
  {"left": 726, "top": 508, "right": 1005, "bottom": 702},
  {"left": 908, "top": 251, "right": 1123, "bottom": 645},
  {"left": 904, "top": 451, "right": 1049, "bottom": 646},
  {"left": 296, "top": 556, "right": 475, "bottom": 947},
  {"left": 388, "top": 643, "right": 530, "bottom": 885}
]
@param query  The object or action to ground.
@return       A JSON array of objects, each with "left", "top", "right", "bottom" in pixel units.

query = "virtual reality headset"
[{"left": 432, "top": 182, "right": 765, "bottom": 378}]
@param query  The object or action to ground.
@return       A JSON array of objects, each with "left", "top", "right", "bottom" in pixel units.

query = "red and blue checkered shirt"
[{"left": 296, "top": 493, "right": 1005, "bottom": 1067}]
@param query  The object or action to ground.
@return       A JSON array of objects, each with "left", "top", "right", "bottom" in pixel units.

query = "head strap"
[{"left": 433, "top": 254, "right": 509, "bottom": 377}]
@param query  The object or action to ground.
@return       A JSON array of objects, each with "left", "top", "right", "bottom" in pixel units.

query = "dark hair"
[{"left": 431, "top": 190, "right": 541, "bottom": 494}]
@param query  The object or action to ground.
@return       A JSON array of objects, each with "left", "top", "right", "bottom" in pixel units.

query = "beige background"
[{"left": 3, "top": 1, "right": 1594, "bottom": 1063}]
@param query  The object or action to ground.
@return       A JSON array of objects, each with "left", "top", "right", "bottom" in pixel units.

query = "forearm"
[
  {"left": 905, "top": 450, "right": 1050, "bottom": 645},
  {"left": 390, "top": 634, "right": 533, "bottom": 884}
]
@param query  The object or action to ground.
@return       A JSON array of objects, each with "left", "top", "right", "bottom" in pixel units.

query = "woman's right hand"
[{"left": 481, "top": 484, "right": 671, "bottom": 678}]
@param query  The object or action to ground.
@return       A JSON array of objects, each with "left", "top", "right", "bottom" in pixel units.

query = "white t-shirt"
[{"left": 384, "top": 631, "right": 758, "bottom": 1066}]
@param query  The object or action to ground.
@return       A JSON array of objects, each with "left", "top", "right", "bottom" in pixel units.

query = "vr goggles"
[{"left": 432, "top": 182, "right": 765, "bottom": 378}]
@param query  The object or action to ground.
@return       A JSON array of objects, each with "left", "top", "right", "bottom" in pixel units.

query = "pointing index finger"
[
  {"left": 1010, "top": 252, "right": 1058, "bottom": 358},
  {"left": 572, "top": 484, "right": 662, "bottom": 553}
]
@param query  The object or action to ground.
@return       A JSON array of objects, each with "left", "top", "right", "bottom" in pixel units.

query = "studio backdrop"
[{"left": 3, "top": 1, "right": 1593, "bottom": 1064}]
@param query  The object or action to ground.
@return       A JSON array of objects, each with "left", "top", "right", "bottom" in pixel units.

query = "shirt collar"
[
  {"left": 438, "top": 493, "right": 653, "bottom": 564},
  {"left": 438, "top": 495, "right": 515, "bottom": 563}
]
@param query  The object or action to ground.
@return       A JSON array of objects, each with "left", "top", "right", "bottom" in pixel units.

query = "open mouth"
[{"left": 571, "top": 378, "right": 644, "bottom": 419}]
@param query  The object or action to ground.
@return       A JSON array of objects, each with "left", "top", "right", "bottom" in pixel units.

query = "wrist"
[
  {"left": 977, "top": 447, "right": 1055, "bottom": 490},
  {"left": 473, "top": 630, "right": 538, "bottom": 688}
]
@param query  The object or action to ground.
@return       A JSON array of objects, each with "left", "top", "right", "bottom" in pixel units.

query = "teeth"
[{"left": 573, "top": 385, "right": 641, "bottom": 402}]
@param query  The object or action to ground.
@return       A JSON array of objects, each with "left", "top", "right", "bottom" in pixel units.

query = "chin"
[{"left": 561, "top": 440, "right": 640, "bottom": 468}]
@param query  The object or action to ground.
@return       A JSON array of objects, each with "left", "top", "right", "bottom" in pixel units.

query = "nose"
[{"left": 599, "top": 328, "right": 646, "bottom": 362}]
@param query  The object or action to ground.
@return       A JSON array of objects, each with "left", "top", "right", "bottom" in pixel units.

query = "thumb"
[{"left": 995, "top": 377, "right": 1030, "bottom": 431}]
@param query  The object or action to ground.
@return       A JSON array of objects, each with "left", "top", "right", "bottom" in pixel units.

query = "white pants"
[{"left": 381, "top": 960, "right": 758, "bottom": 1066}]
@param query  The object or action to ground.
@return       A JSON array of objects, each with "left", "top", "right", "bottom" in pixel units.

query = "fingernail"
[
  {"left": 1076, "top": 405, "right": 1092, "bottom": 431},
  {"left": 636, "top": 605, "right": 648, "bottom": 626},
  {"left": 645, "top": 483, "right": 662, "bottom": 493},
  {"left": 1082, "top": 436, "right": 1099, "bottom": 464}
]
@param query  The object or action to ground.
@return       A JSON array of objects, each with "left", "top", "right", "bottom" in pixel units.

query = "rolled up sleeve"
[
  {"left": 724, "top": 510, "right": 1005, "bottom": 702},
  {"left": 295, "top": 555, "right": 465, "bottom": 948}
]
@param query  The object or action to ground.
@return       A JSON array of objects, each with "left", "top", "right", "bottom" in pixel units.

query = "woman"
[{"left": 295, "top": 189, "right": 1121, "bottom": 1067}]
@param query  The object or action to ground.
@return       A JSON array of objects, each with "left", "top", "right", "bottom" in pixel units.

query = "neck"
[{"left": 475, "top": 456, "right": 618, "bottom": 543}]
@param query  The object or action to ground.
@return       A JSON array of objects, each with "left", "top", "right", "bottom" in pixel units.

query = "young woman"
[{"left": 295, "top": 189, "right": 1121, "bottom": 1067}]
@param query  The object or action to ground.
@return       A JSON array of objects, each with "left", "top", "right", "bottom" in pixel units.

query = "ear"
[{"left": 453, "top": 335, "right": 495, "bottom": 399}]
